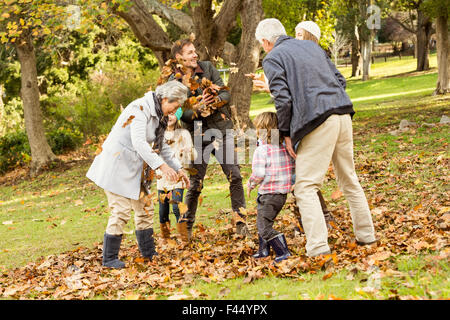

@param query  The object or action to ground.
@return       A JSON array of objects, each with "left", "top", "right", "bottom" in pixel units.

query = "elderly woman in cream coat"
[{"left": 86, "top": 80, "right": 190, "bottom": 269}]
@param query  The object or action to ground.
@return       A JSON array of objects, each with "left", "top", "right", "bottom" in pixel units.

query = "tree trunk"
[
  {"left": 351, "top": 27, "right": 361, "bottom": 77},
  {"left": 16, "top": 33, "right": 57, "bottom": 175},
  {"left": 360, "top": 37, "right": 371, "bottom": 81},
  {"left": 113, "top": 0, "right": 173, "bottom": 66},
  {"left": 228, "top": 0, "right": 263, "bottom": 130},
  {"left": 191, "top": 0, "right": 242, "bottom": 63},
  {"left": 358, "top": 0, "right": 372, "bottom": 81},
  {"left": 416, "top": 10, "right": 432, "bottom": 71},
  {"left": 0, "top": 84, "right": 4, "bottom": 136},
  {"left": 434, "top": 14, "right": 450, "bottom": 95}
]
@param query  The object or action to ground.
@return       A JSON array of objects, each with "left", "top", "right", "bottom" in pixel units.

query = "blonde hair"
[
  {"left": 253, "top": 112, "right": 282, "bottom": 145},
  {"left": 297, "top": 29, "right": 319, "bottom": 44}
]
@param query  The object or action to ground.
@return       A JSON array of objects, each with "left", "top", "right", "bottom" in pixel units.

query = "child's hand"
[
  {"left": 247, "top": 187, "right": 253, "bottom": 198},
  {"left": 177, "top": 169, "right": 190, "bottom": 189}
]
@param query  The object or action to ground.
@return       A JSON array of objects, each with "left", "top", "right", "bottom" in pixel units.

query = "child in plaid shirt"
[{"left": 247, "top": 112, "right": 294, "bottom": 263}]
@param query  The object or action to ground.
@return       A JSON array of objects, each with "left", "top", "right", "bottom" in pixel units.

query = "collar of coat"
[
  {"left": 273, "top": 35, "right": 294, "bottom": 48},
  {"left": 139, "top": 91, "right": 158, "bottom": 119}
]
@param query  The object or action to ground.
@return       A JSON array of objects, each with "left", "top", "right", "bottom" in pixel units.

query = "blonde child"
[
  {"left": 247, "top": 112, "right": 294, "bottom": 263},
  {"left": 156, "top": 111, "right": 194, "bottom": 242}
]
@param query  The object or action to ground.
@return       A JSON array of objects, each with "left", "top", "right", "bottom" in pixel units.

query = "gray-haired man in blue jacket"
[{"left": 254, "top": 18, "right": 377, "bottom": 257}]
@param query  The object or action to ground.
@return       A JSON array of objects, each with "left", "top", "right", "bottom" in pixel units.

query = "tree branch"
[
  {"left": 214, "top": 0, "right": 242, "bottom": 38},
  {"left": 389, "top": 14, "right": 416, "bottom": 34},
  {"left": 140, "top": 0, "right": 194, "bottom": 33}
]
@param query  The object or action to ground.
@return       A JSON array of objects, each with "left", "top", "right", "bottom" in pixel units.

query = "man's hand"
[
  {"left": 177, "top": 169, "right": 190, "bottom": 189},
  {"left": 284, "top": 136, "right": 296, "bottom": 159},
  {"left": 252, "top": 79, "right": 270, "bottom": 93},
  {"left": 202, "top": 91, "right": 216, "bottom": 106},
  {"left": 245, "top": 73, "right": 270, "bottom": 93},
  {"left": 159, "top": 163, "right": 178, "bottom": 182}
]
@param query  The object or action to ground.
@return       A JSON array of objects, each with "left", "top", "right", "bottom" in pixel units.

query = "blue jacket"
[{"left": 262, "top": 36, "right": 354, "bottom": 150}]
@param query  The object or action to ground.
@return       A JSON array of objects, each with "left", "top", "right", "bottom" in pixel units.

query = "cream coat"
[{"left": 86, "top": 91, "right": 182, "bottom": 200}]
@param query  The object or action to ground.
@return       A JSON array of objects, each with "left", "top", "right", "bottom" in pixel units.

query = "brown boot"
[
  {"left": 317, "top": 190, "right": 336, "bottom": 231},
  {"left": 176, "top": 221, "right": 189, "bottom": 243},
  {"left": 160, "top": 222, "right": 171, "bottom": 239}
]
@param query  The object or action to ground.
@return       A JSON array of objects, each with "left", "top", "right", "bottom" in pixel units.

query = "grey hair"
[
  {"left": 155, "top": 80, "right": 188, "bottom": 105},
  {"left": 255, "top": 18, "right": 287, "bottom": 44}
]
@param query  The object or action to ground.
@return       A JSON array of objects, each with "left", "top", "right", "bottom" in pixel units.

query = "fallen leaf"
[{"left": 331, "top": 189, "right": 343, "bottom": 200}]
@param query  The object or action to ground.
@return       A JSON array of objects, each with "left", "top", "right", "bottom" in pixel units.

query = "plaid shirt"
[{"left": 247, "top": 142, "right": 294, "bottom": 194}]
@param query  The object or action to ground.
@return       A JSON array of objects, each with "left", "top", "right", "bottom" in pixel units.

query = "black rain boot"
[
  {"left": 102, "top": 233, "right": 126, "bottom": 269},
  {"left": 268, "top": 233, "right": 291, "bottom": 263},
  {"left": 252, "top": 235, "right": 270, "bottom": 258},
  {"left": 135, "top": 228, "right": 158, "bottom": 260}
]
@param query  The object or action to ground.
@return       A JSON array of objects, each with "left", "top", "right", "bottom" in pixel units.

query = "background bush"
[
  {"left": 0, "top": 130, "right": 30, "bottom": 174},
  {"left": 0, "top": 127, "right": 84, "bottom": 173}
]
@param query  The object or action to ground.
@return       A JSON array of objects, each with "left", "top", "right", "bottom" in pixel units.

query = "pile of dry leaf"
[{"left": 0, "top": 179, "right": 448, "bottom": 299}]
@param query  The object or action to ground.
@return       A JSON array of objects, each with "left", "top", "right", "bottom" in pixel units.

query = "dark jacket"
[
  {"left": 262, "top": 36, "right": 354, "bottom": 150},
  {"left": 170, "top": 61, "right": 233, "bottom": 136}
]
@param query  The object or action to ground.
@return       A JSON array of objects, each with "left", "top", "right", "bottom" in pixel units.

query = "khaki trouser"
[
  {"left": 104, "top": 190, "right": 154, "bottom": 236},
  {"left": 294, "top": 114, "right": 375, "bottom": 257}
]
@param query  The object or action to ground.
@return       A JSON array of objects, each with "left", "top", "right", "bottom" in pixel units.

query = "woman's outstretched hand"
[{"left": 159, "top": 163, "right": 178, "bottom": 182}]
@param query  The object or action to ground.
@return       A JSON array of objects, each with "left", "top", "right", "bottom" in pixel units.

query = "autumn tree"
[
  {"left": 333, "top": 0, "right": 362, "bottom": 77},
  {"left": 389, "top": 0, "right": 434, "bottom": 71},
  {"left": 330, "top": 30, "right": 349, "bottom": 66},
  {"left": 0, "top": 0, "right": 71, "bottom": 175},
  {"left": 422, "top": 0, "right": 449, "bottom": 94},
  {"left": 104, "top": 0, "right": 263, "bottom": 129},
  {"left": 262, "top": 0, "right": 337, "bottom": 49}
]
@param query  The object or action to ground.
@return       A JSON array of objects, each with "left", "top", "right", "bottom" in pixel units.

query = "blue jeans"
[{"left": 158, "top": 188, "right": 184, "bottom": 224}]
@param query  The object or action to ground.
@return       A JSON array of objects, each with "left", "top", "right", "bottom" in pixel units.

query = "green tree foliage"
[{"left": 262, "top": 0, "right": 336, "bottom": 49}]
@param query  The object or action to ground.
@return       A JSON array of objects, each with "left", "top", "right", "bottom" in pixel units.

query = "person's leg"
[
  {"left": 158, "top": 190, "right": 170, "bottom": 224},
  {"left": 294, "top": 115, "right": 340, "bottom": 257},
  {"left": 257, "top": 194, "right": 287, "bottom": 242},
  {"left": 103, "top": 190, "right": 132, "bottom": 268},
  {"left": 105, "top": 190, "right": 132, "bottom": 236},
  {"left": 171, "top": 188, "right": 184, "bottom": 223},
  {"left": 331, "top": 114, "right": 376, "bottom": 244},
  {"left": 132, "top": 195, "right": 158, "bottom": 259},
  {"left": 214, "top": 134, "right": 248, "bottom": 235},
  {"left": 158, "top": 190, "right": 171, "bottom": 239},
  {"left": 317, "top": 190, "right": 336, "bottom": 230},
  {"left": 217, "top": 134, "right": 246, "bottom": 214},
  {"left": 184, "top": 159, "right": 208, "bottom": 231}
]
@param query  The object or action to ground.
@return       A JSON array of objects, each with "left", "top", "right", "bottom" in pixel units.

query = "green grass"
[
  {"left": 180, "top": 253, "right": 449, "bottom": 300},
  {"left": 0, "top": 54, "right": 449, "bottom": 299},
  {"left": 250, "top": 53, "right": 438, "bottom": 117},
  {"left": 339, "top": 53, "right": 437, "bottom": 80}
]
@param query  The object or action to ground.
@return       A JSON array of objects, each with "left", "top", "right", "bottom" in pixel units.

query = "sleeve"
[
  {"left": 181, "top": 109, "right": 196, "bottom": 123},
  {"left": 325, "top": 51, "right": 347, "bottom": 89},
  {"left": 263, "top": 57, "right": 292, "bottom": 137},
  {"left": 160, "top": 139, "right": 182, "bottom": 172},
  {"left": 129, "top": 109, "right": 165, "bottom": 170},
  {"left": 247, "top": 146, "right": 266, "bottom": 190}
]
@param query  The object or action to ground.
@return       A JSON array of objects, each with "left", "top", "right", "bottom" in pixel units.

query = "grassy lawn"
[{"left": 0, "top": 56, "right": 449, "bottom": 300}]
